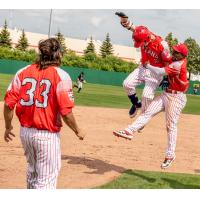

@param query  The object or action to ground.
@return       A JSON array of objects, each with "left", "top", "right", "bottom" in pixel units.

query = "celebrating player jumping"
[
  {"left": 115, "top": 12, "right": 171, "bottom": 118},
  {"left": 113, "top": 43, "right": 189, "bottom": 169}
]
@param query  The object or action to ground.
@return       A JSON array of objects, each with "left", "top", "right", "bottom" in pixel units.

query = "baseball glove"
[
  {"left": 115, "top": 12, "right": 128, "bottom": 18},
  {"left": 159, "top": 76, "right": 169, "bottom": 90}
]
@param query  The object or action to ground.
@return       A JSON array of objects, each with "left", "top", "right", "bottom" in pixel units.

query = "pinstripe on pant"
[
  {"left": 123, "top": 65, "right": 163, "bottom": 112},
  {"left": 126, "top": 92, "right": 187, "bottom": 158},
  {"left": 20, "top": 127, "right": 61, "bottom": 189}
]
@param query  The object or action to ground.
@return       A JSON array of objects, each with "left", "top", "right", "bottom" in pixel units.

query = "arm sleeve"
[
  {"left": 146, "top": 64, "right": 166, "bottom": 75},
  {"left": 164, "top": 61, "right": 182, "bottom": 76},
  {"left": 56, "top": 76, "right": 74, "bottom": 116},
  {"left": 4, "top": 73, "right": 21, "bottom": 110}
]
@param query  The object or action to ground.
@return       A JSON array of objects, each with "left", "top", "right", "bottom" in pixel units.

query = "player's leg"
[
  {"left": 78, "top": 81, "right": 83, "bottom": 93},
  {"left": 20, "top": 127, "right": 37, "bottom": 189},
  {"left": 73, "top": 83, "right": 78, "bottom": 88},
  {"left": 161, "top": 93, "right": 187, "bottom": 169},
  {"left": 142, "top": 69, "right": 163, "bottom": 114},
  {"left": 113, "top": 94, "right": 164, "bottom": 139},
  {"left": 123, "top": 65, "right": 144, "bottom": 118},
  {"left": 33, "top": 131, "right": 61, "bottom": 189}
]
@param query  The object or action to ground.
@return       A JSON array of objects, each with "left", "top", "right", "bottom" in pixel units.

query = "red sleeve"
[
  {"left": 56, "top": 80, "right": 74, "bottom": 116},
  {"left": 4, "top": 74, "right": 21, "bottom": 110},
  {"left": 164, "top": 61, "right": 182, "bottom": 76},
  {"left": 164, "top": 66, "right": 179, "bottom": 76}
]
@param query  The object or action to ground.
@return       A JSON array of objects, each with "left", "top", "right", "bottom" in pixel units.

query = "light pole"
[
  {"left": 9, "top": 9, "right": 13, "bottom": 29},
  {"left": 48, "top": 9, "right": 53, "bottom": 38}
]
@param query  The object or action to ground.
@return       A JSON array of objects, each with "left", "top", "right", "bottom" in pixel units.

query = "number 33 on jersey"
[
  {"left": 20, "top": 78, "right": 51, "bottom": 108},
  {"left": 4, "top": 64, "right": 74, "bottom": 132}
]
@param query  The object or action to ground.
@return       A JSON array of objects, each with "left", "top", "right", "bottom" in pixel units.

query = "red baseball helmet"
[
  {"left": 132, "top": 26, "right": 151, "bottom": 48},
  {"left": 172, "top": 43, "right": 188, "bottom": 56}
]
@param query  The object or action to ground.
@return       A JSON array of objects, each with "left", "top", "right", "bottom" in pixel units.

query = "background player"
[
  {"left": 73, "top": 72, "right": 86, "bottom": 93},
  {"left": 115, "top": 12, "right": 171, "bottom": 118},
  {"left": 113, "top": 43, "right": 189, "bottom": 169},
  {"left": 3, "top": 38, "right": 86, "bottom": 189}
]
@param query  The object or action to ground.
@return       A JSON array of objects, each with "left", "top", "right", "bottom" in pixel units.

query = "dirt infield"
[{"left": 0, "top": 102, "right": 200, "bottom": 188}]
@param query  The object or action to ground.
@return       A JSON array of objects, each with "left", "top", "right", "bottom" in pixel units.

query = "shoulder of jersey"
[
  {"left": 54, "top": 67, "right": 72, "bottom": 81},
  {"left": 15, "top": 64, "right": 33, "bottom": 76},
  {"left": 161, "top": 40, "right": 170, "bottom": 50}
]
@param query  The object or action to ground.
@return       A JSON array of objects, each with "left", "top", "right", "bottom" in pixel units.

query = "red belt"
[{"left": 165, "top": 88, "right": 182, "bottom": 94}]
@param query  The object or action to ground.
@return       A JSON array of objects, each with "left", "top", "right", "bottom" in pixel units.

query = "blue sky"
[{"left": 0, "top": 9, "right": 200, "bottom": 47}]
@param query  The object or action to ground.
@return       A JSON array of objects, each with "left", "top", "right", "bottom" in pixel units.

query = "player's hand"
[
  {"left": 115, "top": 12, "right": 132, "bottom": 29},
  {"left": 4, "top": 126, "right": 15, "bottom": 142},
  {"left": 76, "top": 130, "right": 87, "bottom": 140},
  {"left": 143, "top": 61, "right": 149, "bottom": 68}
]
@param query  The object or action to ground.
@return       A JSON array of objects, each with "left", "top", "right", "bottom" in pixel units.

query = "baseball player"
[
  {"left": 3, "top": 38, "right": 86, "bottom": 189},
  {"left": 113, "top": 43, "right": 189, "bottom": 169},
  {"left": 73, "top": 72, "right": 86, "bottom": 93},
  {"left": 115, "top": 12, "right": 171, "bottom": 118}
]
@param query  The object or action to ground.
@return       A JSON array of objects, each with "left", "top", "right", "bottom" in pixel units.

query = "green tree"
[
  {"left": 0, "top": 20, "right": 12, "bottom": 48},
  {"left": 165, "top": 32, "right": 178, "bottom": 53},
  {"left": 84, "top": 36, "right": 96, "bottom": 55},
  {"left": 184, "top": 37, "right": 200, "bottom": 80},
  {"left": 55, "top": 31, "right": 67, "bottom": 54},
  {"left": 16, "top": 29, "right": 28, "bottom": 51},
  {"left": 100, "top": 33, "right": 114, "bottom": 58}
]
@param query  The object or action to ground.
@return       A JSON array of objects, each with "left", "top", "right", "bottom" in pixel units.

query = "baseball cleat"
[
  {"left": 160, "top": 157, "right": 176, "bottom": 169},
  {"left": 113, "top": 130, "right": 133, "bottom": 140}
]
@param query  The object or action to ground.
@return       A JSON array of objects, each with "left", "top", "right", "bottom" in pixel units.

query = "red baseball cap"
[
  {"left": 172, "top": 43, "right": 188, "bottom": 56},
  {"left": 132, "top": 26, "right": 151, "bottom": 48}
]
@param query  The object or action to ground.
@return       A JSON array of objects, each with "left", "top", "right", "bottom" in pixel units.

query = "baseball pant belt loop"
[{"left": 165, "top": 88, "right": 182, "bottom": 94}]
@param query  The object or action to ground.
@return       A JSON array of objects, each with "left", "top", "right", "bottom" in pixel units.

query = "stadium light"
[{"left": 48, "top": 9, "right": 53, "bottom": 38}]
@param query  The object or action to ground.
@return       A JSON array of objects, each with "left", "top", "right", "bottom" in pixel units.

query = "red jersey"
[
  {"left": 4, "top": 64, "right": 74, "bottom": 132},
  {"left": 140, "top": 33, "right": 170, "bottom": 67},
  {"left": 165, "top": 59, "right": 189, "bottom": 92}
]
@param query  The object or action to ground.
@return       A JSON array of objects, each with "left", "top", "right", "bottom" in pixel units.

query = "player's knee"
[
  {"left": 123, "top": 79, "right": 133, "bottom": 90},
  {"left": 123, "top": 79, "right": 127, "bottom": 88},
  {"left": 142, "top": 92, "right": 154, "bottom": 100}
]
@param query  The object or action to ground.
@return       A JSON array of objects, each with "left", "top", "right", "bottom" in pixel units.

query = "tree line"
[
  {"left": 0, "top": 20, "right": 200, "bottom": 78},
  {"left": 0, "top": 20, "right": 114, "bottom": 58},
  {"left": 0, "top": 20, "right": 136, "bottom": 73}
]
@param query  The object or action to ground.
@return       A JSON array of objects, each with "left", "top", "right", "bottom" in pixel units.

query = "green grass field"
[
  {"left": 0, "top": 73, "right": 200, "bottom": 114},
  {"left": 98, "top": 170, "right": 200, "bottom": 189},
  {"left": 1, "top": 73, "right": 200, "bottom": 188}
]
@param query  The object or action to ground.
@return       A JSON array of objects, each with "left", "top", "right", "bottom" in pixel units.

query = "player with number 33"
[{"left": 3, "top": 38, "right": 86, "bottom": 189}]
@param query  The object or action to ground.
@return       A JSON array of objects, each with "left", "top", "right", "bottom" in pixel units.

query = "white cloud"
[{"left": 90, "top": 16, "right": 103, "bottom": 27}]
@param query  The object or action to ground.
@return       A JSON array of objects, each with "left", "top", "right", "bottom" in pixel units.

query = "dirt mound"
[{"left": 0, "top": 102, "right": 200, "bottom": 188}]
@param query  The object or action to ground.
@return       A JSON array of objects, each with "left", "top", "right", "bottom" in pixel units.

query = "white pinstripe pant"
[
  {"left": 20, "top": 127, "right": 61, "bottom": 189},
  {"left": 123, "top": 65, "right": 163, "bottom": 112},
  {"left": 126, "top": 92, "right": 187, "bottom": 158}
]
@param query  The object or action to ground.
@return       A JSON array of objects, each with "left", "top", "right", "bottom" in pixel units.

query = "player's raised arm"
[{"left": 115, "top": 11, "right": 135, "bottom": 31}]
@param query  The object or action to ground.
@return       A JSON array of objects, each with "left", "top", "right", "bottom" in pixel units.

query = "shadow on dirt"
[{"left": 61, "top": 155, "right": 126, "bottom": 174}]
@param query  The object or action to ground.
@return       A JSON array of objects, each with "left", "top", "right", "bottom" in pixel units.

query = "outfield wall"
[{"left": 0, "top": 59, "right": 199, "bottom": 95}]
